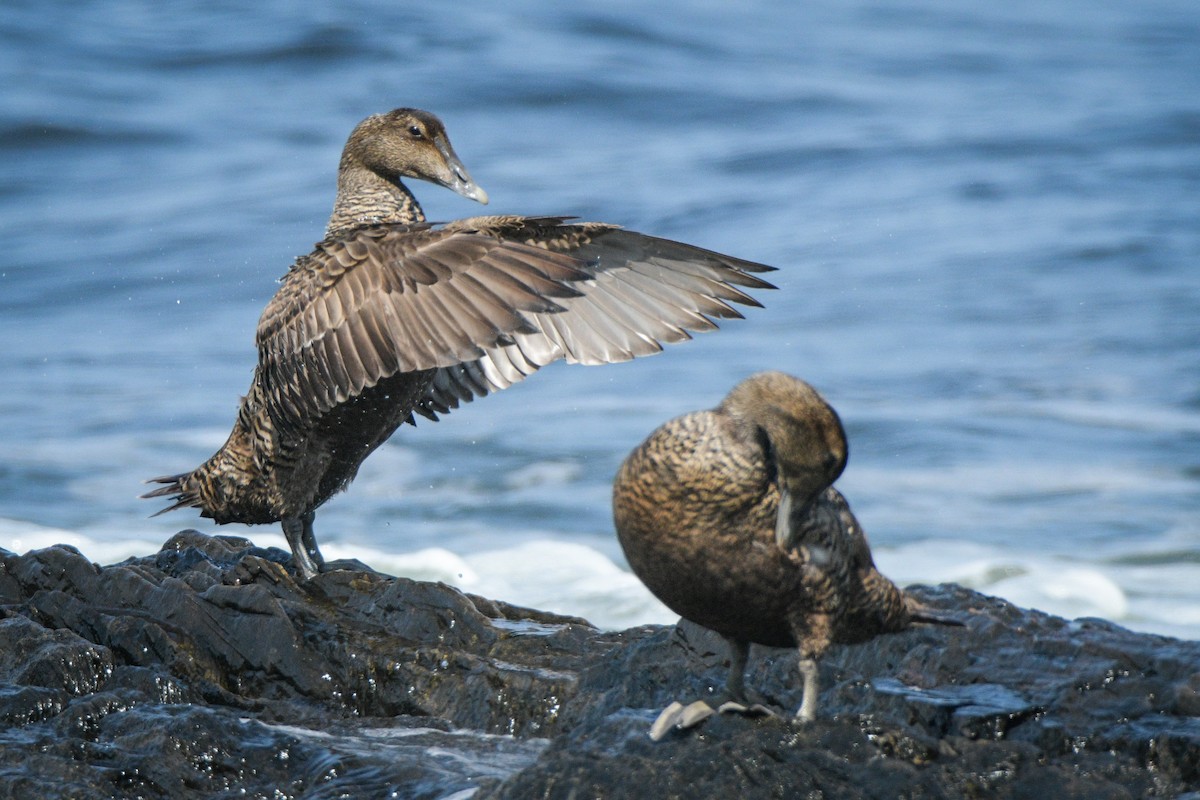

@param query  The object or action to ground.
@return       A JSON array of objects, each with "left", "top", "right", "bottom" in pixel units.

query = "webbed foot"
[
  {"left": 716, "top": 700, "right": 776, "bottom": 717},
  {"left": 648, "top": 700, "right": 716, "bottom": 741}
]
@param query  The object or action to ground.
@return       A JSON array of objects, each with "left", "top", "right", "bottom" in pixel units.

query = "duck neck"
[{"left": 326, "top": 162, "right": 424, "bottom": 238}]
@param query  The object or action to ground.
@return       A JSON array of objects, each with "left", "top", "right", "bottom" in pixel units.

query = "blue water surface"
[{"left": 1, "top": 0, "right": 1198, "bottom": 636}]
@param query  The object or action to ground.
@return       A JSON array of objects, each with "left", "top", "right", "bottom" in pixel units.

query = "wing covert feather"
[
  {"left": 257, "top": 221, "right": 597, "bottom": 434},
  {"left": 410, "top": 222, "right": 776, "bottom": 421}
]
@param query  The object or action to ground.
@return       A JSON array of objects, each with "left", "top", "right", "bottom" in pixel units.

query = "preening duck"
[
  {"left": 613, "top": 371, "right": 953, "bottom": 728},
  {"left": 145, "top": 108, "right": 776, "bottom": 579}
]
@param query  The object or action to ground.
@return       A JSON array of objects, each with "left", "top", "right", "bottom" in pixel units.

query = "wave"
[{"left": 3, "top": 518, "right": 1197, "bottom": 641}]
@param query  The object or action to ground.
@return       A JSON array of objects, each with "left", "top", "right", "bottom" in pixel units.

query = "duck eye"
[{"left": 408, "top": 125, "right": 424, "bottom": 139}]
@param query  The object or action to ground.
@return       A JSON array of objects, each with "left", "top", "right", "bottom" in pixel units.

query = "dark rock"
[{"left": 0, "top": 533, "right": 1196, "bottom": 798}]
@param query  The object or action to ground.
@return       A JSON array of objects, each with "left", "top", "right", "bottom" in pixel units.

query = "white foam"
[
  {"left": 0, "top": 518, "right": 160, "bottom": 566},
  {"left": 455, "top": 540, "right": 676, "bottom": 629},
  {"left": 343, "top": 535, "right": 682, "bottom": 631},
  {"left": 872, "top": 537, "right": 1200, "bottom": 637},
  {"left": 7, "top": 517, "right": 1196, "bottom": 640},
  {"left": 335, "top": 544, "right": 480, "bottom": 586},
  {"left": 992, "top": 568, "right": 1130, "bottom": 620}
]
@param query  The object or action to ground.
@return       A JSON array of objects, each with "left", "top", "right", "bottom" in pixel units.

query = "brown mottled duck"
[
  {"left": 144, "top": 108, "right": 776, "bottom": 579},
  {"left": 613, "top": 371, "right": 953, "bottom": 728}
]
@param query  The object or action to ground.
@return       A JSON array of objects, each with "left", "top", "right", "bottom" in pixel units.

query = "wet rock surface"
[{"left": 1, "top": 532, "right": 1197, "bottom": 799}]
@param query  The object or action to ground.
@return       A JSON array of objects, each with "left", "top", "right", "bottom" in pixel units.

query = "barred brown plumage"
[
  {"left": 143, "top": 108, "right": 776, "bottom": 579},
  {"left": 613, "top": 372, "right": 953, "bottom": 726}
]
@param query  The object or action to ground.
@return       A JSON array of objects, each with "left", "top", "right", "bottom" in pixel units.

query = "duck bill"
[
  {"left": 774, "top": 486, "right": 795, "bottom": 550},
  {"left": 435, "top": 137, "right": 489, "bottom": 205}
]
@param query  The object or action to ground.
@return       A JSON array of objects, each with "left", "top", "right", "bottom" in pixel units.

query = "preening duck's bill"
[{"left": 775, "top": 487, "right": 795, "bottom": 550}]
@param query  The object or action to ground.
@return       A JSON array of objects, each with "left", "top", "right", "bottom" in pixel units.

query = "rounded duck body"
[
  {"left": 144, "top": 108, "right": 776, "bottom": 579},
  {"left": 613, "top": 371, "right": 925, "bottom": 722}
]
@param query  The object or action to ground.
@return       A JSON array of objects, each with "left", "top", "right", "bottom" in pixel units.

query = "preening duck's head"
[{"left": 719, "top": 371, "right": 848, "bottom": 546}]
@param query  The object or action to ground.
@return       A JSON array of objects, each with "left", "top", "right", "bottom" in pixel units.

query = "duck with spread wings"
[{"left": 145, "top": 108, "right": 776, "bottom": 579}]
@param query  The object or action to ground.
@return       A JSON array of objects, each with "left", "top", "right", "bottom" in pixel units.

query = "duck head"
[
  {"left": 342, "top": 108, "right": 489, "bottom": 204},
  {"left": 720, "top": 371, "right": 848, "bottom": 550}
]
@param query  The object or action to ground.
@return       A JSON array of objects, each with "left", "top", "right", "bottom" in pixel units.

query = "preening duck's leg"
[
  {"left": 724, "top": 637, "right": 750, "bottom": 703},
  {"left": 796, "top": 657, "right": 819, "bottom": 722},
  {"left": 793, "top": 611, "right": 832, "bottom": 722},
  {"left": 282, "top": 511, "right": 325, "bottom": 579}
]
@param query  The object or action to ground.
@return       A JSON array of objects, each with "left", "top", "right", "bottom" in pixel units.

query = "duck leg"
[
  {"left": 796, "top": 657, "right": 819, "bottom": 722},
  {"left": 723, "top": 637, "right": 750, "bottom": 703},
  {"left": 282, "top": 511, "right": 324, "bottom": 579},
  {"left": 793, "top": 611, "right": 832, "bottom": 722}
]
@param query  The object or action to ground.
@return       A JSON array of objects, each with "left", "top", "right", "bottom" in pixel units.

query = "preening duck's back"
[{"left": 614, "top": 407, "right": 800, "bottom": 647}]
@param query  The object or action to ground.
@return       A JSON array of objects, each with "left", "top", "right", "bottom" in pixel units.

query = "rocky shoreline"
[{"left": 1, "top": 531, "right": 1197, "bottom": 798}]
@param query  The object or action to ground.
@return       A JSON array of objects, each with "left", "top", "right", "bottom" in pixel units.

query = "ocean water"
[{"left": 2, "top": 0, "right": 1198, "bottom": 640}]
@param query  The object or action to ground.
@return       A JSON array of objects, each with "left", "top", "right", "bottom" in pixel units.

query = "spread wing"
[
  {"left": 256, "top": 219, "right": 595, "bottom": 436},
  {"left": 255, "top": 215, "right": 776, "bottom": 434},
  {"left": 412, "top": 223, "right": 777, "bottom": 420}
]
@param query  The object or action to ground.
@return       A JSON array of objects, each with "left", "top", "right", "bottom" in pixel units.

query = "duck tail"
[
  {"left": 141, "top": 472, "right": 201, "bottom": 516},
  {"left": 907, "top": 598, "right": 967, "bottom": 628}
]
